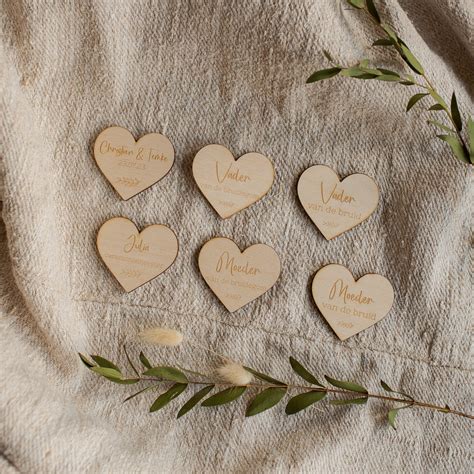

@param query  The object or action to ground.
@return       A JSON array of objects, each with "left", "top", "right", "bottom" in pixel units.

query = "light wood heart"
[
  {"left": 312, "top": 264, "right": 394, "bottom": 341},
  {"left": 97, "top": 217, "right": 178, "bottom": 292},
  {"left": 198, "top": 237, "right": 281, "bottom": 312},
  {"left": 297, "top": 165, "right": 379, "bottom": 239},
  {"left": 192, "top": 144, "right": 274, "bottom": 218},
  {"left": 93, "top": 126, "right": 174, "bottom": 200}
]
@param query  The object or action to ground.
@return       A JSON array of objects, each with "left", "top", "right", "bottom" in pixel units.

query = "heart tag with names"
[
  {"left": 94, "top": 126, "right": 174, "bottom": 200},
  {"left": 312, "top": 264, "right": 394, "bottom": 341},
  {"left": 192, "top": 144, "right": 275, "bottom": 218},
  {"left": 97, "top": 217, "right": 178, "bottom": 292},
  {"left": 297, "top": 165, "right": 379, "bottom": 239},
  {"left": 198, "top": 237, "right": 281, "bottom": 312}
]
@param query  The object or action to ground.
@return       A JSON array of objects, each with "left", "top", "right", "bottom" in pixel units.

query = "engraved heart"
[
  {"left": 198, "top": 237, "right": 281, "bottom": 312},
  {"left": 312, "top": 264, "right": 394, "bottom": 341},
  {"left": 94, "top": 126, "right": 174, "bottom": 200},
  {"left": 97, "top": 217, "right": 178, "bottom": 292},
  {"left": 192, "top": 144, "right": 274, "bottom": 218},
  {"left": 297, "top": 165, "right": 379, "bottom": 239}
]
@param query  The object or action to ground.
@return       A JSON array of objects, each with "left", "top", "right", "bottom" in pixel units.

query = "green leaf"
[
  {"left": 347, "top": 0, "right": 365, "bottom": 8},
  {"left": 429, "top": 104, "right": 444, "bottom": 111},
  {"left": 246, "top": 387, "right": 287, "bottom": 417},
  {"left": 353, "top": 74, "right": 379, "bottom": 80},
  {"left": 450, "top": 92, "right": 462, "bottom": 131},
  {"left": 429, "top": 90, "right": 449, "bottom": 111},
  {"left": 468, "top": 117, "right": 474, "bottom": 163},
  {"left": 201, "top": 386, "right": 247, "bottom": 407},
  {"left": 143, "top": 367, "right": 188, "bottom": 383},
  {"left": 341, "top": 67, "right": 376, "bottom": 78},
  {"left": 90, "top": 355, "right": 121, "bottom": 373},
  {"left": 330, "top": 397, "right": 368, "bottom": 405},
  {"left": 306, "top": 67, "right": 341, "bottom": 83},
  {"left": 123, "top": 345, "right": 139, "bottom": 376},
  {"left": 323, "top": 50, "right": 333, "bottom": 62},
  {"left": 388, "top": 408, "right": 399, "bottom": 428},
  {"left": 90, "top": 366, "right": 122, "bottom": 379},
  {"left": 243, "top": 367, "right": 286, "bottom": 386},
  {"left": 377, "top": 69, "right": 400, "bottom": 78},
  {"left": 399, "top": 46, "right": 424, "bottom": 75},
  {"left": 406, "top": 93, "right": 429, "bottom": 112},
  {"left": 289, "top": 357, "right": 323, "bottom": 386},
  {"left": 387, "top": 403, "right": 413, "bottom": 429},
  {"left": 376, "top": 75, "right": 401, "bottom": 82},
  {"left": 340, "top": 67, "right": 379, "bottom": 80},
  {"left": 106, "top": 378, "right": 140, "bottom": 385},
  {"left": 78, "top": 353, "right": 95, "bottom": 369},
  {"left": 428, "top": 120, "right": 455, "bottom": 133},
  {"left": 381, "top": 23, "right": 398, "bottom": 43},
  {"left": 380, "top": 380, "right": 414, "bottom": 401},
  {"left": 398, "top": 41, "right": 424, "bottom": 75},
  {"left": 89, "top": 366, "right": 139, "bottom": 384},
  {"left": 177, "top": 385, "right": 215, "bottom": 418},
  {"left": 285, "top": 390, "right": 327, "bottom": 415},
  {"left": 150, "top": 383, "right": 187, "bottom": 412},
  {"left": 359, "top": 59, "right": 370, "bottom": 69},
  {"left": 372, "top": 38, "right": 393, "bottom": 46},
  {"left": 139, "top": 351, "right": 152, "bottom": 369},
  {"left": 366, "top": 0, "right": 380, "bottom": 23},
  {"left": 360, "top": 67, "right": 382, "bottom": 75},
  {"left": 399, "top": 81, "right": 415, "bottom": 86},
  {"left": 123, "top": 384, "right": 159, "bottom": 403},
  {"left": 325, "top": 375, "right": 368, "bottom": 394},
  {"left": 436, "top": 135, "right": 470, "bottom": 164}
]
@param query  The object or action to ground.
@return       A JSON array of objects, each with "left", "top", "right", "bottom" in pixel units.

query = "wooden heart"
[
  {"left": 97, "top": 217, "right": 178, "bottom": 292},
  {"left": 192, "top": 144, "right": 274, "bottom": 218},
  {"left": 93, "top": 126, "right": 174, "bottom": 200},
  {"left": 312, "top": 264, "right": 394, "bottom": 341},
  {"left": 198, "top": 237, "right": 281, "bottom": 312},
  {"left": 297, "top": 165, "right": 379, "bottom": 239}
]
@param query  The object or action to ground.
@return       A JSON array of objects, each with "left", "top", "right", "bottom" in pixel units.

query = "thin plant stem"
[
  {"left": 137, "top": 375, "right": 473, "bottom": 420},
  {"left": 358, "top": 5, "right": 468, "bottom": 150},
  {"left": 421, "top": 73, "right": 468, "bottom": 149},
  {"left": 132, "top": 332, "right": 473, "bottom": 420}
]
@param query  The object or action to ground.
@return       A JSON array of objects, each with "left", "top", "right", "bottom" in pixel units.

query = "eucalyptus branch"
[
  {"left": 306, "top": 0, "right": 473, "bottom": 165},
  {"left": 78, "top": 327, "right": 473, "bottom": 430}
]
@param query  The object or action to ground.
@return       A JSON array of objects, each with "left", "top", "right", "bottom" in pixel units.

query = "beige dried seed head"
[
  {"left": 216, "top": 362, "right": 253, "bottom": 385},
  {"left": 137, "top": 327, "right": 184, "bottom": 347}
]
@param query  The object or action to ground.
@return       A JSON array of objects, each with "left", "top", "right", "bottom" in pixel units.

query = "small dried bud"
[
  {"left": 216, "top": 362, "right": 253, "bottom": 385},
  {"left": 138, "top": 327, "right": 183, "bottom": 347}
]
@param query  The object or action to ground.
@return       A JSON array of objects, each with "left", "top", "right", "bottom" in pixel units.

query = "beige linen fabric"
[{"left": 0, "top": 0, "right": 473, "bottom": 472}]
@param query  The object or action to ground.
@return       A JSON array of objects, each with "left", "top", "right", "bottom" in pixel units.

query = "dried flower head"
[
  {"left": 138, "top": 327, "right": 183, "bottom": 347},
  {"left": 216, "top": 362, "right": 253, "bottom": 385}
]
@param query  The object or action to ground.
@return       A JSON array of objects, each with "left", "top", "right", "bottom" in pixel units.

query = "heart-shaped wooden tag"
[
  {"left": 297, "top": 165, "right": 379, "bottom": 239},
  {"left": 198, "top": 237, "right": 281, "bottom": 312},
  {"left": 93, "top": 126, "right": 174, "bottom": 200},
  {"left": 312, "top": 264, "right": 394, "bottom": 341},
  {"left": 97, "top": 217, "right": 178, "bottom": 292},
  {"left": 192, "top": 144, "right": 274, "bottom": 218}
]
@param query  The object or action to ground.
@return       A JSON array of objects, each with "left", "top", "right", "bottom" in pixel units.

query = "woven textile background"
[{"left": 1, "top": 0, "right": 472, "bottom": 472}]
